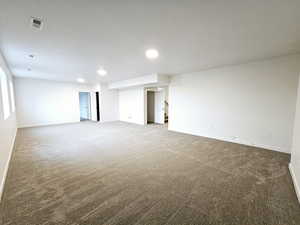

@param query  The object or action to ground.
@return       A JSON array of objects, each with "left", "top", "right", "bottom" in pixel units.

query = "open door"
[{"left": 154, "top": 91, "right": 165, "bottom": 124}]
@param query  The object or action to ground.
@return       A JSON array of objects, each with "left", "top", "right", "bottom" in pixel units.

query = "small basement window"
[
  {"left": 0, "top": 67, "right": 11, "bottom": 120},
  {"left": 9, "top": 80, "right": 15, "bottom": 112}
]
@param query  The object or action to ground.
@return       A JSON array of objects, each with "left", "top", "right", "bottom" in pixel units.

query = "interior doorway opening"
[
  {"left": 146, "top": 87, "right": 168, "bottom": 124},
  {"left": 79, "top": 92, "right": 91, "bottom": 121},
  {"left": 147, "top": 91, "right": 155, "bottom": 124}
]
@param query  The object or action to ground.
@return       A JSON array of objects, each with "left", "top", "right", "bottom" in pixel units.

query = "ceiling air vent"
[{"left": 30, "top": 17, "right": 43, "bottom": 30}]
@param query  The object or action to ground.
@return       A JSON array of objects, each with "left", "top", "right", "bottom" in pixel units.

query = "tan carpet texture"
[{"left": 0, "top": 121, "right": 299, "bottom": 225}]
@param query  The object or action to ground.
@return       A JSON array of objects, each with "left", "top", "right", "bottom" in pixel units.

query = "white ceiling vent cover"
[{"left": 30, "top": 17, "right": 43, "bottom": 30}]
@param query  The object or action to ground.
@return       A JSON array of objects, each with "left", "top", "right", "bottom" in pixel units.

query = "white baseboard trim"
[
  {"left": 289, "top": 163, "right": 300, "bottom": 203},
  {"left": 119, "top": 119, "right": 145, "bottom": 126},
  {"left": 18, "top": 120, "right": 80, "bottom": 129},
  {"left": 0, "top": 128, "right": 17, "bottom": 202},
  {"left": 168, "top": 127, "right": 289, "bottom": 154}
]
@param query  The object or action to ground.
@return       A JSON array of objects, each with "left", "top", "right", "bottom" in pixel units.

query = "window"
[
  {"left": 0, "top": 67, "right": 10, "bottom": 120},
  {"left": 9, "top": 80, "right": 15, "bottom": 112}
]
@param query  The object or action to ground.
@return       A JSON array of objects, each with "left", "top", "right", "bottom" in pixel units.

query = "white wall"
[
  {"left": 0, "top": 52, "right": 17, "bottom": 198},
  {"left": 119, "top": 87, "right": 145, "bottom": 125},
  {"left": 169, "top": 55, "right": 300, "bottom": 153},
  {"left": 108, "top": 74, "right": 169, "bottom": 90},
  {"left": 100, "top": 83, "right": 119, "bottom": 122},
  {"left": 290, "top": 74, "right": 300, "bottom": 201},
  {"left": 14, "top": 78, "right": 96, "bottom": 128}
]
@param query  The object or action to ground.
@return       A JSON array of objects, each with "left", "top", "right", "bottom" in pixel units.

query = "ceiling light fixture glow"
[
  {"left": 77, "top": 78, "right": 85, "bottom": 83},
  {"left": 145, "top": 49, "right": 159, "bottom": 59},
  {"left": 97, "top": 68, "right": 107, "bottom": 76}
]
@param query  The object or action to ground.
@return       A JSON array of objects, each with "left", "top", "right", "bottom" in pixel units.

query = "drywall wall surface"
[
  {"left": 100, "top": 83, "right": 119, "bottom": 122},
  {"left": 291, "top": 74, "right": 300, "bottom": 201},
  {"left": 119, "top": 87, "right": 145, "bottom": 125},
  {"left": 14, "top": 78, "right": 95, "bottom": 128},
  {"left": 169, "top": 55, "right": 300, "bottom": 153},
  {"left": 109, "top": 74, "right": 169, "bottom": 90},
  {"left": 0, "top": 52, "right": 17, "bottom": 199},
  {"left": 109, "top": 74, "right": 158, "bottom": 89}
]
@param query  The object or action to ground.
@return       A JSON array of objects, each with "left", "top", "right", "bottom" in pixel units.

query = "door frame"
[
  {"left": 96, "top": 92, "right": 100, "bottom": 121},
  {"left": 145, "top": 87, "right": 167, "bottom": 125}
]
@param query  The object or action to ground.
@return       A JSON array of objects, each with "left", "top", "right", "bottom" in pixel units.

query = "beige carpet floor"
[{"left": 0, "top": 121, "right": 299, "bottom": 225}]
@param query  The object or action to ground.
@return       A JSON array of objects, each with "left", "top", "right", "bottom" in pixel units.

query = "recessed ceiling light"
[
  {"left": 97, "top": 68, "right": 107, "bottom": 76},
  {"left": 145, "top": 49, "right": 159, "bottom": 59},
  {"left": 77, "top": 78, "right": 85, "bottom": 83}
]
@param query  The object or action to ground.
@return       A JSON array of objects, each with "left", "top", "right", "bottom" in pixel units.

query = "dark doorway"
[{"left": 96, "top": 92, "right": 100, "bottom": 122}]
